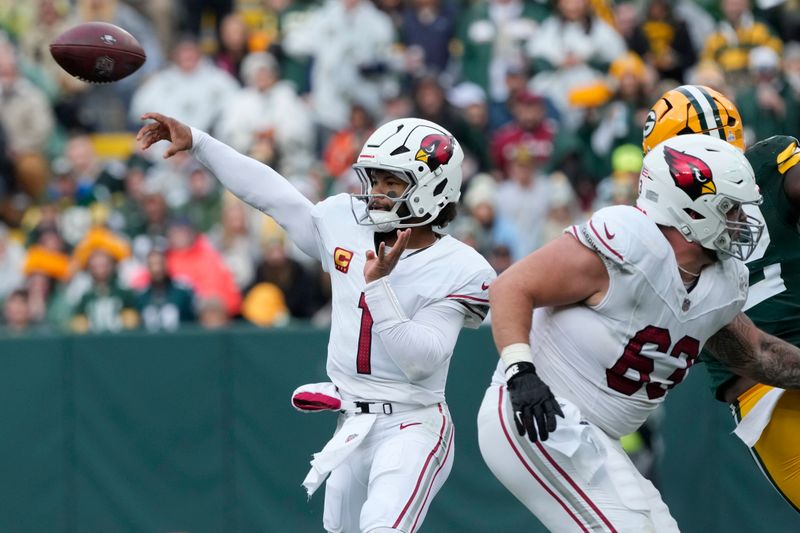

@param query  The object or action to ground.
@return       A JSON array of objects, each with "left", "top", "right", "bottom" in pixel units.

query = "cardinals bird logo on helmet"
[
  {"left": 415, "top": 134, "right": 455, "bottom": 172},
  {"left": 663, "top": 145, "right": 716, "bottom": 200},
  {"left": 637, "top": 135, "right": 763, "bottom": 261}
]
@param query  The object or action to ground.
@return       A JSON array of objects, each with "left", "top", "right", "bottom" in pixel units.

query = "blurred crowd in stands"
[{"left": 0, "top": 0, "right": 798, "bottom": 335}]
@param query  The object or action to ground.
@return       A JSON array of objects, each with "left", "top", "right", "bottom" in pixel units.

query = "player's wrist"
[
  {"left": 501, "top": 343, "right": 535, "bottom": 381},
  {"left": 506, "top": 361, "right": 536, "bottom": 382},
  {"left": 501, "top": 343, "right": 534, "bottom": 367},
  {"left": 189, "top": 127, "right": 205, "bottom": 151}
]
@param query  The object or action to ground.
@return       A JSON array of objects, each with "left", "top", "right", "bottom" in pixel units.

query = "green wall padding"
[{"left": 0, "top": 326, "right": 796, "bottom": 532}]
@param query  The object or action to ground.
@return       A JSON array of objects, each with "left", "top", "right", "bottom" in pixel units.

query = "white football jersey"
[
  {"left": 493, "top": 206, "right": 748, "bottom": 438},
  {"left": 313, "top": 194, "right": 495, "bottom": 405}
]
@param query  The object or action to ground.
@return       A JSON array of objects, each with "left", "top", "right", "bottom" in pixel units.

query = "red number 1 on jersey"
[{"left": 357, "top": 292, "right": 373, "bottom": 374}]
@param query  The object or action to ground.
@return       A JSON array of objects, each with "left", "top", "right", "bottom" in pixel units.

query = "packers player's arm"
[
  {"left": 705, "top": 312, "right": 800, "bottom": 389},
  {"left": 137, "top": 113, "right": 319, "bottom": 259}
]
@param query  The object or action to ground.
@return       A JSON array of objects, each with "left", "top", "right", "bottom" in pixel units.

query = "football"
[{"left": 49, "top": 22, "right": 146, "bottom": 83}]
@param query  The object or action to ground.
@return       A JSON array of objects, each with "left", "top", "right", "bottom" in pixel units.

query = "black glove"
[{"left": 506, "top": 362, "right": 564, "bottom": 442}]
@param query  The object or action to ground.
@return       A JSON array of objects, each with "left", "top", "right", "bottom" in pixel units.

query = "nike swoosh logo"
[
  {"left": 604, "top": 223, "right": 615, "bottom": 240},
  {"left": 399, "top": 422, "right": 422, "bottom": 430},
  {"left": 481, "top": 282, "right": 490, "bottom": 291}
]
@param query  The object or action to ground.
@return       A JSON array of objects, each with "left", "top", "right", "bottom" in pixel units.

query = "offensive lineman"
[
  {"left": 645, "top": 84, "right": 800, "bottom": 513},
  {"left": 137, "top": 113, "right": 495, "bottom": 533},
  {"left": 478, "top": 133, "right": 800, "bottom": 531}
]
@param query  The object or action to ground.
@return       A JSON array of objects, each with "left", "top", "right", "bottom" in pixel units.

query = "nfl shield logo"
[
  {"left": 682, "top": 298, "right": 691, "bottom": 312},
  {"left": 345, "top": 433, "right": 358, "bottom": 444}
]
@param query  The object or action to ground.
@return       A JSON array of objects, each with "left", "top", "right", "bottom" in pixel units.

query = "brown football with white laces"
[{"left": 50, "top": 21, "right": 146, "bottom": 83}]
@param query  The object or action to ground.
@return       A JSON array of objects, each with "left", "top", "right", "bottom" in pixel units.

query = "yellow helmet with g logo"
[{"left": 642, "top": 85, "right": 744, "bottom": 154}]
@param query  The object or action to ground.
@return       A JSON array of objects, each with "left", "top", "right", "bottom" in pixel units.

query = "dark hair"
[{"left": 432, "top": 202, "right": 458, "bottom": 228}]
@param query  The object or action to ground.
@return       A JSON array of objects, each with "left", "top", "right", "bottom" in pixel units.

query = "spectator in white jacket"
[
  {"left": 217, "top": 52, "right": 315, "bottom": 176},
  {"left": 130, "top": 37, "right": 239, "bottom": 134},
  {"left": 527, "top": 0, "right": 626, "bottom": 128},
  {"left": 283, "top": 0, "right": 396, "bottom": 132}
]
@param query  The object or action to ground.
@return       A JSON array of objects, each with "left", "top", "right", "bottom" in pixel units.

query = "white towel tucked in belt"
[{"left": 302, "top": 413, "right": 377, "bottom": 497}]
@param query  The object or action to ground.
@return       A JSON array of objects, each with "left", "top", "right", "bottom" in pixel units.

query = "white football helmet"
[
  {"left": 350, "top": 118, "right": 464, "bottom": 232},
  {"left": 637, "top": 134, "right": 763, "bottom": 261}
]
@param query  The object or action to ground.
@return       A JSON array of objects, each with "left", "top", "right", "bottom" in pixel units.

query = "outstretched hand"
[
  {"left": 364, "top": 229, "right": 411, "bottom": 283},
  {"left": 136, "top": 112, "right": 193, "bottom": 158}
]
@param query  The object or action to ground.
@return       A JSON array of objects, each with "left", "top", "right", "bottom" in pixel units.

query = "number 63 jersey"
[
  {"left": 312, "top": 194, "right": 495, "bottom": 406},
  {"left": 493, "top": 205, "right": 748, "bottom": 439}
]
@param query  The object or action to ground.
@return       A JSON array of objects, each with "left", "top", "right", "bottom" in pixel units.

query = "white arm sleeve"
[
  {"left": 364, "top": 278, "right": 465, "bottom": 382},
  {"left": 190, "top": 128, "right": 320, "bottom": 259}
]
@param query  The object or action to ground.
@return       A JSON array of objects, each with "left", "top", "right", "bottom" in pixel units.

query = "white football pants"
[
  {"left": 477, "top": 385, "right": 679, "bottom": 533},
  {"left": 324, "top": 403, "right": 454, "bottom": 533}
]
